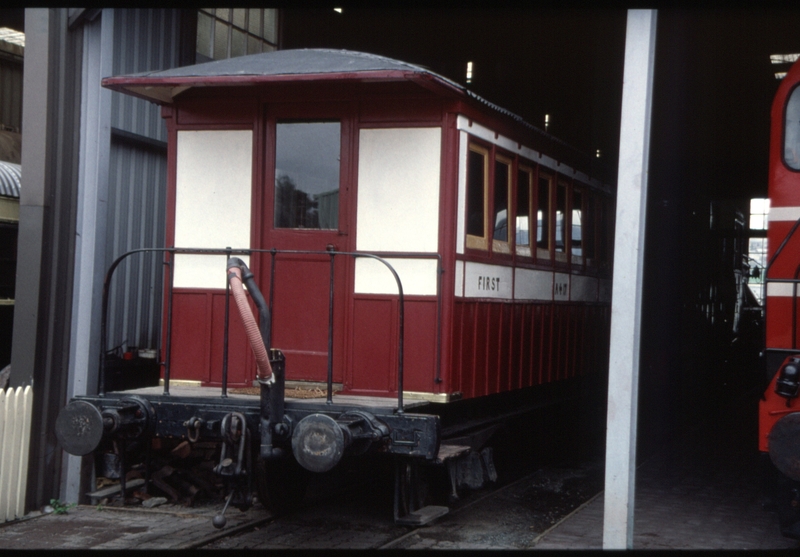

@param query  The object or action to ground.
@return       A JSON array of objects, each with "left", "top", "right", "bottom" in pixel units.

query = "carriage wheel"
[{"left": 255, "top": 455, "right": 310, "bottom": 515}]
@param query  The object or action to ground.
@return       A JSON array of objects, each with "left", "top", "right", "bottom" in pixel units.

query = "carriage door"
[{"left": 262, "top": 118, "right": 349, "bottom": 383}]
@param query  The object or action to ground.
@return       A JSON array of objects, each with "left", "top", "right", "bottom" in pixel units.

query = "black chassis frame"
[{"left": 67, "top": 390, "right": 441, "bottom": 460}]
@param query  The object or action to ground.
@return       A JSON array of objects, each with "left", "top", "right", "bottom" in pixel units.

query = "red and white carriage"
[{"left": 56, "top": 49, "right": 614, "bottom": 525}]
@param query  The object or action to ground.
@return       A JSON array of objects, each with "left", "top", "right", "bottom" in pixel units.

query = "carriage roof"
[
  {"left": 102, "top": 49, "right": 545, "bottom": 135},
  {"left": 103, "top": 48, "right": 607, "bottom": 184}
]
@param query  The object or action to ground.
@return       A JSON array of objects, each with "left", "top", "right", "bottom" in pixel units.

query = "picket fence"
[{"left": 0, "top": 386, "right": 32, "bottom": 521}]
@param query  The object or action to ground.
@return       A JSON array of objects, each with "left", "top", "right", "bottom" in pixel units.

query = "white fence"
[{"left": 0, "top": 386, "right": 32, "bottom": 522}]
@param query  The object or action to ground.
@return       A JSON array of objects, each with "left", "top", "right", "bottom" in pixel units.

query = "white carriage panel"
[
  {"left": 571, "top": 274, "right": 598, "bottom": 302},
  {"left": 354, "top": 257, "right": 438, "bottom": 296},
  {"left": 455, "top": 260, "right": 464, "bottom": 297},
  {"left": 513, "top": 267, "right": 553, "bottom": 301},
  {"left": 174, "top": 130, "right": 252, "bottom": 288},
  {"left": 463, "top": 262, "right": 513, "bottom": 299},
  {"left": 356, "top": 128, "right": 441, "bottom": 253},
  {"left": 554, "top": 272, "right": 570, "bottom": 301},
  {"left": 456, "top": 131, "right": 468, "bottom": 255},
  {"left": 600, "top": 278, "right": 613, "bottom": 303},
  {"left": 456, "top": 115, "right": 562, "bottom": 174}
]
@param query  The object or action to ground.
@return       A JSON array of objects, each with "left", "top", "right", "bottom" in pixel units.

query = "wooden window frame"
[
  {"left": 554, "top": 179, "right": 569, "bottom": 263},
  {"left": 465, "top": 142, "right": 490, "bottom": 251},
  {"left": 536, "top": 170, "right": 553, "bottom": 262},
  {"left": 515, "top": 163, "right": 534, "bottom": 259},
  {"left": 492, "top": 153, "right": 513, "bottom": 255},
  {"left": 571, "top": 186, "right": 584, "bottom": 267}
]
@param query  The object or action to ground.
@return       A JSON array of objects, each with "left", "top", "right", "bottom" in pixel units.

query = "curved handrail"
[{"left": 99, "top": 246, "right": 442, "bottom": 414}]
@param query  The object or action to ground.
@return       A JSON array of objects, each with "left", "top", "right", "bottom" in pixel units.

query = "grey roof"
[
  {"left": 104, "top": 48, "right": 548, "bottom": 137},
  {"left": 114, "top": 48, "right": 460, "bottom": 84},
  {"left": 0, "top": 160, "right": 20, "bottom": 198}
]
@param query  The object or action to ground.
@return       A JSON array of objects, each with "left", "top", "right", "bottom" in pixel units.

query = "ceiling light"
[{"left": 771, "top": 53, "right": 800, "bottom": 65}]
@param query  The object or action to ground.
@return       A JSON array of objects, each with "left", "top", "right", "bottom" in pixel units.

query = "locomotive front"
[{"left": 760, "top": 56, "right": 800, "bottom": 540}]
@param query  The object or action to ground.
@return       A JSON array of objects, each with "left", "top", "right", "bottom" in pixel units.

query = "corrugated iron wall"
[
  {"left": 105, "top": 140, "right": 168, "bottom": 352},
  {"left": 111, "top": 9, "right": 180, "bottom": 142},
  {"left": 103, "top": 9, "right": 181, "bottom": 354}
]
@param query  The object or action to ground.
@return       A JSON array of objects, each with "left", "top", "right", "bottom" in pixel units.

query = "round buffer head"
[
  {"left": 292, "top": 413, "right": 345, "bottom": 473},
  {"left": 55, "top": 400, "right": 105, "bottom": 456}
]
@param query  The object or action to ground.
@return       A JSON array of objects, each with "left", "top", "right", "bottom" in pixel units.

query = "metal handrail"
[{"left": 98, "top": 247, "right": 444, "bottom": 414}]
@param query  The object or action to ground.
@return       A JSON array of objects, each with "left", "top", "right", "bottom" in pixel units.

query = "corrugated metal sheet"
[
  {"left": 0, "top": 57, "right": 23, "bottom": 132},
  {"left": 110, "top": 9, "right": 181, "bottom": 142},
  {"left": 105, "top": 138, "right": 168, "bottom": 352},
  {"left": 0, "top": 161, "right": 20, "bottom": 198},
  {"left": 104, "top": 9, "right": 181, "bottom": 354}
]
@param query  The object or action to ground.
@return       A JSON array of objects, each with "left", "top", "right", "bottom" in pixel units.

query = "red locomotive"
[
  {"left": 760, "top": 56, "right": 800, "bottom": 539},
  {"left": 56, "top": 49, "right": 614, "bottom": 526}
]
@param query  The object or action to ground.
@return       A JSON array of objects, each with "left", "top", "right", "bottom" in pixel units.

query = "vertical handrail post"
[
  {"left": 269, "top": 248, "right": 276, "bottom": 349},
  {"left": 435, "top": 255, "right": 443, "bottom": 384},
  {"left": 397, "top": 282, "right": 405, "bottom": 414},
  {"left": 163, "top": 248, "right": 175, "bottom": 396},
  {"left": 221, "top": 247, "right": 232, "bottom": 397},
  {"left": 327, "top": 248, "right": 335, "bottom": 405}
]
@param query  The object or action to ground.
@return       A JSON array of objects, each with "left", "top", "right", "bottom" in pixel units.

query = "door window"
[{"left": 274, "top": 121, "right": 341, "bottom": 229}]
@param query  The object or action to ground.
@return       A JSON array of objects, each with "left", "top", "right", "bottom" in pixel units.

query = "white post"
[{"left": 602, "top": 9, "right": 657, "bottom": 550}]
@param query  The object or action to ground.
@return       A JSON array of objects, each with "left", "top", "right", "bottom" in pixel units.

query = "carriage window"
[
  {"left": 784, "top": 85, "right": 800, "bottom": 170},
  {"left": 555, "top": 181, "right": 568, "bottom": 261},
  {"left": 274, "top": 121, "right": 340, "bottom": 229},
  {"left": 466, "top": 144, "right": 489, "bottom": 250},
  {"left": 571, "top": 189, "right": 583, "bottom": 262},
  {"left": 516, "top": 166, "right": 533, "bottom": 257},
  {"left": 584, "top": 193, "right": 596, "bottom": 263},
  {"left": 493, "top": 156, "right": 512, "bottom": 254},
  {"left": 537, "top": 174, "right": 552, "bottom": 259}
]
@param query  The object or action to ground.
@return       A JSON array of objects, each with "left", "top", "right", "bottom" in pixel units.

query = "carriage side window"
[
  {"left": 537, "top": 173, "right": 552, "bottom": 260},
  {"left": 274, "top": 121, "right": 341, "bottom": 229},
  {"left": 571, "top": 188, "right": 583, "bottom": 263},
  {"left": 493, "top": 155, "right": 512, "bottom": 254},
  {"left": 466, "top": 143, "right": 489, "bottom": 250},
  {"left": 583, "top": 192, "right": 596, "bottom": 264},
  {"left": 555, "top": 180, "right": 568, "bottom": 262},
  {"left": 516, "top": 165, "right": 533, "bottom": 257},
  {"left": 784, "top": 85, "right": 800, "bottom": 170}
]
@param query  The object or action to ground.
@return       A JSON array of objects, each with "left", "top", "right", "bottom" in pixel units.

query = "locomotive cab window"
[
  {"left": 784, "top": 84, "right": 800, "bottom": 170},
  {"left": 516, "top": 165, "right": 534, "bottom": 258},
  {"left": 493, "top": 155, "right": 512, "bottom": 254},
  {"left": 466, "top": 143, "right": 489, "bottom": 250},
  {"left": 274, "top": 121, "right": 341, "bottom": 229}
]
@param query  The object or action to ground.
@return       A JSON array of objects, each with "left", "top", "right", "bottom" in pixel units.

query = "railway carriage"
[
  {"left": 760, "top": 55, "right": 800, "bottom": 540},
  {"left": 56, "top": 49, "right": 614, "bottom": 526}
]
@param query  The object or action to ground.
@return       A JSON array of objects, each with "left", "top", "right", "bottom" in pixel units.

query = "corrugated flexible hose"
[{"left": 227, "top": 265, "right": 273, "bottom": 382}]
